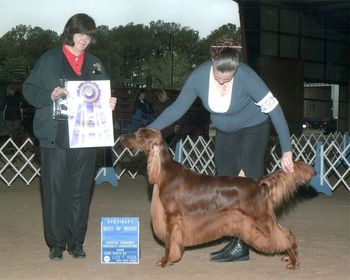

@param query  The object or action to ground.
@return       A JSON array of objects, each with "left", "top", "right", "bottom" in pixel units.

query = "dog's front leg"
[{"left": 157, "top": 214, "right": 184, "bottom": 267}]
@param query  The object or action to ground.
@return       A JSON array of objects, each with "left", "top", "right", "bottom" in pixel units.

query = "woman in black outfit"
[
  {"left": 23, "top": 13, "right": 117, "bottom": 260},
  {"left": 3, "top": 84, "right": 22, "bottom": 135},
  {"left": 130, "top": 90, "right": 154, "bottom": 132}
]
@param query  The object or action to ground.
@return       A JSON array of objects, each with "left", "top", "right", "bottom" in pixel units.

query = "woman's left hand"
[
  {"left": 110, "top": 97, "right": 117, "bottom": 110},
  {"left": 280, "top": 151, "right": 294, "bottom": 173}
]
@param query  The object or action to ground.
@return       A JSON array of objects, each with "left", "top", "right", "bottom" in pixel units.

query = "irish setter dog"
[{"left": 120, "top": 128, "right": 316, "bottom": 270}]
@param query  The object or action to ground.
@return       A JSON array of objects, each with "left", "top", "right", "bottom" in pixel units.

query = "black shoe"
[
  {"left": 68, "top": 246, "right": 86, "bottom": 259},
  {"left": 49, "top": 247, "right": 63, "bottom": 260},
  {"left": 210, "top": 238, "right": 238, "bottom": 258},
  {"left": 210, "top": 239, "right": 249, "bottom": 262}
]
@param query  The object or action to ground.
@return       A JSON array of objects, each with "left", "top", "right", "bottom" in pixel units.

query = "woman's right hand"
[
  {"left": 280, "top": 151, "right": 294, "bottom": 173},
  {"left": 51, "top": 87, "right": 68, "bottom": 101}
]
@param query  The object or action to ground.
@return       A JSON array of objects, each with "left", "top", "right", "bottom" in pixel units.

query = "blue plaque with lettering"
[{"left": 101, "top": 217, "right": 140, "bottom": 264}]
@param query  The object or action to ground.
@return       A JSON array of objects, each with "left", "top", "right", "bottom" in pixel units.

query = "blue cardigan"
[{"left": 149, "top": 61, "right": 292, "bottom": 153}]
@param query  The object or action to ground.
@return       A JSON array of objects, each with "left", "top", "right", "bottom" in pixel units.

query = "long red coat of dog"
[{"left": 120, "top": 128, "right": 316, "bottom": 270}]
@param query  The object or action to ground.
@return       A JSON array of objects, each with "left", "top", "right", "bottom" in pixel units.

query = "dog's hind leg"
[{"left": 157, "top": 215, "right": 184, "bottom": 267}]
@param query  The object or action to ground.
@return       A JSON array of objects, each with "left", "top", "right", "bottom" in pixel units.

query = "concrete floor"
[{"left": 0, "top": 176, "right": 349, "bottom": 280}]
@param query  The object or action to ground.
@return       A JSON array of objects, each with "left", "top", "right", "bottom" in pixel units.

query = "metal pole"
[{"left": 170, "top": 33, "right": 174, "bottom": 89}]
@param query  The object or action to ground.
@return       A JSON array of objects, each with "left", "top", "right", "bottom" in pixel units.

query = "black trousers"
[
  {"left": 40, "top": 147, "right": 96, "bottom": 250},
  {"left": 214, "top": 120, "right": 270, "bottom": 180}
]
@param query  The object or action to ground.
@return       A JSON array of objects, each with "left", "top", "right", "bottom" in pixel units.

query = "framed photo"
[{"left": 65, "top": 80, "right": 114, "bottom": 148}]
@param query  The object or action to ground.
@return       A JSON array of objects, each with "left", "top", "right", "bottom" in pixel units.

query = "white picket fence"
[{"left": 1, "top": 132, "right": 349, "bottom": 194}]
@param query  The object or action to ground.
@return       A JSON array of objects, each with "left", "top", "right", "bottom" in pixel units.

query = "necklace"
[{"left": 217, "top": 78, "right": 233, "bottom": 96}]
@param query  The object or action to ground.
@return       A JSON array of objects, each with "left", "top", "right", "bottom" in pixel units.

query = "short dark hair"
[
  {"left": 210, "top": 38, "right": 241, "bottom": 72},
  {"left": 136, "top": 89, "right": 147, "bottom": 98},
  {"left": 62, "top": 13, "right": 96, "bottom": 46}
]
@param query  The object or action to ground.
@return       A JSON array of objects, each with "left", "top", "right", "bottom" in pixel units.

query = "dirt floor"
[{"left": 0, "top": 176, "right": 349, "bottom": 280}]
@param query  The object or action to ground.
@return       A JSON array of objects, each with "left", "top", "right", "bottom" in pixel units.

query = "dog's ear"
[{"left": 147, "top": 143, "right": 161, "bottom": 184}]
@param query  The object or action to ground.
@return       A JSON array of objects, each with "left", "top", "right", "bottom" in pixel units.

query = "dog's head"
[
  {"left": 120, "top": 127, "right": 163, "bottom": 155},
  {"left": 120, "top": 128, "right": 171, "bottom": 184}
]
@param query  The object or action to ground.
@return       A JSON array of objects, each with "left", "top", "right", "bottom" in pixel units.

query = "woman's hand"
[
  {"left": 51, "top": 87, "right": 68, "bottom": 101},
  {"left": 280, "top": 151, "right": 294, "bottom": 173},
  {"left": 109, "top": 97, "right": 117, "bottom": 110}
]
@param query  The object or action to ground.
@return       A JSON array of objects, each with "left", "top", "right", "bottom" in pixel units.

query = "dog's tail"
[{"left": 257, "top": 161, "right": 316, "bottom": 209}]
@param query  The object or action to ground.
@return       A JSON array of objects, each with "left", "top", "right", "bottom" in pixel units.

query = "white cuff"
[{"left": 255, "top": 92, "right": 279, "bottom": 113}]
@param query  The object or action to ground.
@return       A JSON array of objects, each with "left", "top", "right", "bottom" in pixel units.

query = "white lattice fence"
[
  {"left": 323, "top": 141, "right": 350, "bottom": 191},
  {"left": 181, "top": 136, "right": 216, "bottom": 175},
  {"left": 0, "top": 137, "right": 40, "bottom": 186},
  {"left": 1, "top": 132, "right": 349, "bottom": 192}
]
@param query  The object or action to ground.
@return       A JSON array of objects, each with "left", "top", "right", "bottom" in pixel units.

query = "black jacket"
[
  {"left": 4, "top": 93, "right": 22, "bottom": 121},
  {"left": 23, "top": 46, "right": 108, "bottom": 148}
]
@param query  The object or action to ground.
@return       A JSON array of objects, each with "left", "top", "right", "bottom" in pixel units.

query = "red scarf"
[{"left": 62, "top": 44, "right": 85, "bottom": 76}]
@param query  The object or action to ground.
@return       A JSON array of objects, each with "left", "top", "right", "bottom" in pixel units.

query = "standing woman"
[
  {"left": 131, "top": 90, "right": 154, "bottom": 132},
  {"left": 148, "top": 37, "right": 294, "bottom": 263},
  {"left": 3, "top": 84, "right": 22, "bottom": 135},
  {"left": 23, "top": 13, "right": 117, "bottom": 260}
]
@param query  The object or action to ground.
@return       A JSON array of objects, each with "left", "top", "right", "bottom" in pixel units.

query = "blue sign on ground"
[{"left": 101, "top": 217, "right": 139, "bottom": 264}]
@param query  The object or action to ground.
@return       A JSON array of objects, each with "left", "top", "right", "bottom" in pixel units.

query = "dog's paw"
[
  {"left": 286, "top": 262, "right": 300, "bottom": 271},
  {"left": 156, "top": 256, "right": 169, "bottom": 267},
  {"left": 281, "top": 254, "right": 290, "bottom": 263}
]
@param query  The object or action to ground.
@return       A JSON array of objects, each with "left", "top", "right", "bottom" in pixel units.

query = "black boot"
[
  {"left": 210, "top": 239, "right": 249, "bottom": 262},
  {"left": 210, "top": 238, "right": 238, "bottom": 258}
]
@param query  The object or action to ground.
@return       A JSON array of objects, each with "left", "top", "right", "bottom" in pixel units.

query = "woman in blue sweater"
[{"left": 148, "top": 38, "right": 294, "bottom": 263}]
